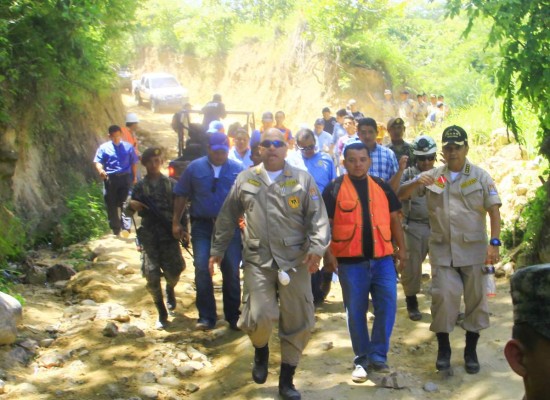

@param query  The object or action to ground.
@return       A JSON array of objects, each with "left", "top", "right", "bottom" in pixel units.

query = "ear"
[{"left": 504, "top": 339, "right": 528, "bottom": 378}]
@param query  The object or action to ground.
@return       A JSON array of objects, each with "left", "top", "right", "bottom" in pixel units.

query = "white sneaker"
[{"left": 351, "top": 365, "right": 368, "bottom": 383}]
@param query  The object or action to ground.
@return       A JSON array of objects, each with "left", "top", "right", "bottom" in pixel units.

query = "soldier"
[
  {"left": 209, "top": 128, "right": 330, "bottom": 400},
  {"left": 381, "top": 89, "right": 398, "bottom": 122},
  {"left": 386, "top": 117, "right": 413, "bottom": 169},
  {"left": 399, "top": 135, "right": 438, "bottom": 321},
  {"left": 398, "top": 125, "right": 502, "bottom": 374},
  {"left": 172, "top": 132, "right": 244, "bottom": 331},
  {"left": 126, "top": 148, "right": 185, "bottom": 329},
  {"left": 504, "top": 264, "right": 550, "bottom": 400}
]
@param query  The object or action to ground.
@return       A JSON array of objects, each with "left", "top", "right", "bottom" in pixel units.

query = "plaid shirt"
[{"left": 369, "top": 144, "right": 398, "bottom": 181}]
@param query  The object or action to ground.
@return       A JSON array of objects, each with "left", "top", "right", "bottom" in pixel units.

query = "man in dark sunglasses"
[
  {"left": 398, "top": 135, "right": 437, "bottom": 322},
  {"left": 210, "top": 128, "right": 330, "bottom": 400}
]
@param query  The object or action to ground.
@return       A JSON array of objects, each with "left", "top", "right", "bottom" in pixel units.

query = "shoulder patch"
[
  {"left": 488, "top": 183, "right": 498, "bottom": 196},
  {"left": 309, "top": 187, "right": 319, "bottom": 200}
]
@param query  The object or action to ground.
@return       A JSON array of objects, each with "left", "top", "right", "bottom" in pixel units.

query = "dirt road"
[{"left": 0, "top": 95, "right": 525, "bottom": 400}]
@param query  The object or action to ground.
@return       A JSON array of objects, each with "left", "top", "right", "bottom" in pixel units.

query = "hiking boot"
[
  {"left": 252, "top": 345, "right": 269, "bottom": 384},
  {"left": 464, "top": 331, "right": 480, "bottom": 374},
  {"left": 155, "top": 300, "right": 168, "bottom": 329},
  {"left": 166, "top": 285, "right": 176, "bottom": 311},
  {"left": 405, "top": 295, "right": 422, "bottom": 321},
  {"left": 351, "top": 365, "right": 368, "bottom": 383},
  {"left": 436, "top": 332, "right": 451, "bottom": 371},
  {"left": 279, "top": 363, "right": 301, "bottom": 400},
  {"left": 367, "top": 361, "right": 390, "bottom": 374}
]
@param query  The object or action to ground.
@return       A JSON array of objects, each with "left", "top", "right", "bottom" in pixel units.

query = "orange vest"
[
  {"left": 121, "top": 127, "right": 139, "bottom": 155},
  {"left": 330, "top": 175, "right": 394, "bottom": 258}
]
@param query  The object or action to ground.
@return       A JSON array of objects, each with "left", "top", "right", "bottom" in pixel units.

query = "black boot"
[
  {"left": 155, "top": 300, "right": 168, "bottom": 328},
  {"left": 279, "top": 363, "right": 301, "bottom": 400},
  {"left": 436, "top": 332, "right": 451, "bottom": 370},
  {"left": 166, "top": 285, "right": 176, "bottom": 311},
  {"left": 252, "top": 345, "right": 269, "bottom": 384},
  {"left": 464, "top": 331, "right": 480, "bottom": 374},
  {"left": 405, "top": 295, "right": 422, "bottom": 321}
]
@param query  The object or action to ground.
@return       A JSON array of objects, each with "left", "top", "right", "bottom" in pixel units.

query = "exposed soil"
[{"left": 0, "top": 94, "right": 534, "bottom": 400}]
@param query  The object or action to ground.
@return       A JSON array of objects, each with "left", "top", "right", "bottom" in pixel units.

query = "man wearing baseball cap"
[
  {"left": 381, "top": 89, "right": 398, "bottom": 123},
  {"left": 398, "top": 125, "right": 502, "bottom": 374},
  {"left": 505, "top": 264, "right": 550, "bottom": 400},
  {"left": 172, "top": 131, "right": 244, "bottom": 331},
  {"left": 386, "top": 117, "right": 413, "bottom": 169}
]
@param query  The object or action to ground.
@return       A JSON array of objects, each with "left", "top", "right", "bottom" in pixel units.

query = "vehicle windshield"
[{"left": 150, "top": 77, "right": 179, "bottom": 89}]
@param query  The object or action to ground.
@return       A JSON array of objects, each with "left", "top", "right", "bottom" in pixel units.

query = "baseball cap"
[
  {"left": 262, "top": 111, "right": 274, "bottom": 122},
  {"left": 387, "top": 117, "right": 404, "bottom": 129},
  {"left": 442, "top": 125, "right": 468, "bottom": 146},
  {"left": 511, "top": 264, "right": 550, "bottom": 340},
  {"left": 209, "top": 132, "right": 229, "bottom": 152},
  {"left": 401, "top": 90, "right": 409, "bottom": 94},
  {"left": 384, "top": 89, "right": 392, "bottom": 95},
  {"left": 126, "top": 113, "right": 139, "bottom": 124},
  {"left": 141, "top": 147, "right": 162, "bottom": 165},
  {"left": 207, "top": 120, "right": 224, "bottom": 134},
  {"left": 348, "top": 99, "right": 357, "bottom": 105},
  {"left": 314, "top": 118, "right": 324, "bottom": 126}
]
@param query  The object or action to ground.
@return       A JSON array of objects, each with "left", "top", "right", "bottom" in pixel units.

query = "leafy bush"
[
  {"left": 59, "top": 182, "right": 109, "bottom": 247},
  {"left": 0, "top": 205, "right": 27, "bottom": 263}
]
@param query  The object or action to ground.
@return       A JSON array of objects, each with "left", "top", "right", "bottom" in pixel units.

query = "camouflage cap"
[
  {"left": 141, "top": 147, "right": 163, "bottom": 165},
  {"left": 510, "top": 264, "right": 550, "bottom": 340}
]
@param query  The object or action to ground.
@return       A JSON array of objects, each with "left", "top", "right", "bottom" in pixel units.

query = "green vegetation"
[{"left": 59, "top": 182, "right": 110, "bottom": 248}]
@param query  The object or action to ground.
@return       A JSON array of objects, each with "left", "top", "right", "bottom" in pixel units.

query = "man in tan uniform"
[
  {"left": 210, "top": 128, "right": 330, "bottom": 400},
  {"left": 398, "top": 125, "right": 501, "bottom": 374}
]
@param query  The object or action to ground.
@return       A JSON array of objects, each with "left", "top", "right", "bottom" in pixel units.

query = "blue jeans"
[
  {"left": 191, "top": 219, "right": 241, "bottom": 327},
  {"left": 338, "top": 256, "right": 397, "bottom": 366}
]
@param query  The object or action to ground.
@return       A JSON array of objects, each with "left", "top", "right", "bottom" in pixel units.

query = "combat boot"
[
  {"left": 435, "top": 332, "right": 451, "bottom": 371},
  {"left": 464, "top": 331, "right": 480, "bottom": 374},
  {"left": 278, "top": 363, "right": 301, "bottom": 400},
  {"left": 166, "top": 284, "right": 176, "bottom": 311},
  {"left": 155, "top": 300, "right": 169, "bottom": 329},
  {"left": 405, "top": 295, "right": 422, "bottom": 321},
  {"left": 252, "top": 345, "right": 269, "bottom": 384}
]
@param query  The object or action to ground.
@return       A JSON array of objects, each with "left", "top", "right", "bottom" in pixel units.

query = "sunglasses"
[
  {"left": 260, "top": 140, "right": 286, "bottom": 149},
  {"left": 417, "top": 155, "right": 436, "bottom": 162},
  {"left": 298, "top": 144, "right": 316, "bottom": 151}
]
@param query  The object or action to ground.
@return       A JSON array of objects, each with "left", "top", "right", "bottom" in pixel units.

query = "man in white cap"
[
  {"left": 381, "top": 89, "right": 398, "bottom": 123},
  {"left": 206, "top": 120, "right": 225, "bottom": 135},
  {"left": 121, "top": 113, "right": 140, "bottom": 157},
  {"left": 347, "top": 99, "right": 365, "bottom": 120}
]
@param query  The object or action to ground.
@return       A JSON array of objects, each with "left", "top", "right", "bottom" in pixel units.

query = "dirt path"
[{"left": 0, "top": 95, "right": 526, "bottom": 400}]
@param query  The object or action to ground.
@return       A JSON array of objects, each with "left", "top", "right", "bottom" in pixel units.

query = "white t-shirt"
[
  {"left": 209, "top": 163, "right": 222, "bottom": 178},
  {"left": 266, "top": 170, "right": 283, "bottom": 183},
  {"left": 450, "top": 171, "right": 460, "bottom": 182}
]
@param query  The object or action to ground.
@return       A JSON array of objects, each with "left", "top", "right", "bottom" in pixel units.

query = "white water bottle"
[{"left": 483, "top": 265, "right": 496, "bottom": 297}]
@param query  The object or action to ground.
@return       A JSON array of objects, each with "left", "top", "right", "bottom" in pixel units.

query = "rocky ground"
[{"left": 1, "top": 94, "right": 545, "bottom": 400}]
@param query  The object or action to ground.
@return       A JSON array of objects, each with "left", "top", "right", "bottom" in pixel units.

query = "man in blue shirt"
[
  {"left": 94, "top": 125, "right": 138, "bottom": 236},
  {"left": 313, "top": 118, "right": 333, "bottom": 154},
  {"left": 291, "top": 129, "right": 336, "bottom": 306},
  {"left": 228, "top": 129, "right": 253, "bottom": 168},
  {"left": 172, "top": 132, "right": 244, "bottom": 330}
]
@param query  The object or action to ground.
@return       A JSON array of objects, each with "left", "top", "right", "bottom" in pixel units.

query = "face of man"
[
  {"left": 208, "top": 148, "right": 229, "bottom": 166},
  {"left": 384, "top": 93, "right": 392, "bottom": 100},
  {"left": 275, "top": 112, "right": 285, "bottom": 126},
  {"left": 442, "top": 143, "right": 468, "bottom": 172},
  {"left": 322, "top": 111, "right": 331, "bottom": 120},
  {"left": 262, "top": 120, "right": 274, "bottom": 129},
  {"left": 234, "top": 133, "right": 249, "bottom": 153},
  {"left": 415, "top": 153, "right": 436, "bottom": 172},
  {"left": 431, "top": 97, "right": 437, "bottom": 105},
  {"left": 314, "top": 124, "right": 323, "bottom": 134},
  {"left": 343, "top": 118, "right": 356, "bottom": 135},
  {"left": 259, "top": 128, "right": 287, "bottom": 171},
  {"left": 336, "top": 115, "right": 344, "bottom": 124},
  {"left": 389, "top": 124, "right": 405, "bottom": 142},
  {"left": 129, "top": 122, "right": 139, "bottom": 133},
  {"left": 400, "top": 93, "right": 408, "bottom": 101},
  {"left": 357, "top": 124, "right": 377, "bottom": 150},
  {"left": 110, "top": 130, "right": 122, "bottom": 144},
  {"left": 144, "top": 155, "right": 163, "bottom": 175},
  {"left": 343, "top": 148, "right": 371, "bottom": 178},
  {"left": 349, "top": 103, "right": 357, "bottom": 113},
  {"left": 297, "top": 135, "right": 316, "bottom": 160}
]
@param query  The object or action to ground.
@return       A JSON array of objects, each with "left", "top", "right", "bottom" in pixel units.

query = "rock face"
[
  {"left": 0, "top": 292, "right": 22, "bottom": 345},
  {"left": 46, "top": 263, "right": 76, "bottom": 282}
]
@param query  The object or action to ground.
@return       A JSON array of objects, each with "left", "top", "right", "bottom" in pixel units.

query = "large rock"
[
  {"left": 46, "top": 263, "right": 76, "bottom": 282},
  {"left": 0, "top": 292, "right": 22, "bottom": 345}
]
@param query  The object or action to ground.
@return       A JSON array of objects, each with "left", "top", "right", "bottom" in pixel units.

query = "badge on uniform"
[
  {"left": 309, "top": 188, "right": 319, "bottom": 200},
  {"left": 488, "top": 183, "right": 498, "bottom": 196},
  {"left": 288, "top": 195, "right": 300, "bottom": 208}
]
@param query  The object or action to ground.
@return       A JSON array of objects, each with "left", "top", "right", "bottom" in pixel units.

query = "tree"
[{"left": 445, "top": 0, "right": 549, "bottom": 161}]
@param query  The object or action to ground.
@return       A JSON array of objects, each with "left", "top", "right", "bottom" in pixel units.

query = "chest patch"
[
  {"left": 460, "top": 178, "right": 478, "bottom": 188},
  {"left": 288, "top": 195, "right": 300, "bottom": 209}
]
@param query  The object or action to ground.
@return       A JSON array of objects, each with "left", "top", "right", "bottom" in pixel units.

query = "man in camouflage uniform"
[
  {"left": 126, "top": 147, "right": 185, "bottom": 329},
  {"left": 505, "top": 264, "right": 550, "bottom": 400},
  {"left": 386, "top": 117, "right": 413, "bottom": 169}
]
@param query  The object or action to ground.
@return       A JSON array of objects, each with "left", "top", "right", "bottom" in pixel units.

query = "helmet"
[
  {"left": 126, "top": 113, "right": 139, "bottom": 124},
  {"left": 412, "top": 135, "right": 437, "bottom": 155}
]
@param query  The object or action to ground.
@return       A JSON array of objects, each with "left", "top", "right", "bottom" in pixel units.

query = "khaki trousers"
[
  {"left": 238, "top": 263, "right": 314, "bottom": 366},
  {"left": 430, "top": 264, "right": 490, "bottom": 333},
  {"left": 401, "top": 221, "right": 430, "bottom": 296}
]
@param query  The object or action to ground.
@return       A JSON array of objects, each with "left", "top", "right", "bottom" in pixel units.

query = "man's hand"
[
  {"left": 98, "top": 170, "right": 108, "bottom": 180},
  {"left": 395, "top": 248, "right": 408, "bottom": 273},
  {"left": 416, "top": 173, "right": 435, "bottom": 187},
  {"left": 304, "top": 253, "right": 322, "bottom": 274},
  {"left": 208, "top": 256, "right": 222, "bottom": 277},
  {"left": 129, "top": 200, "right": 148, "bottom": 212},
  {"left": 322, "top": 250, "right": 338, "bottom": 273},
  {"left": 172, "top": 223, "right": 188, "bottom": 242},
  {"left": 485, "top": 245, "right": 500, "bottom": 265},
  {"left": 398, "top": 155, "right": 409, "bottom": 171}
]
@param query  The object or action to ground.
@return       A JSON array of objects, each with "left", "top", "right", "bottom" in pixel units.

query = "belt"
[{"left": 108, "top": 172, "right": 130, "bottom": 177}]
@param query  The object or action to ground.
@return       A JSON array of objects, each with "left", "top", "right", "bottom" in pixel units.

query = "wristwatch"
[{"left": 489, "top": 238, "right": 502, "bottom": 247}]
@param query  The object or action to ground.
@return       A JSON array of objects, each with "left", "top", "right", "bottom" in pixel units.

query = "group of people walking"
[{"left": 93, "top": 94, "right": 510, "bottom": 400}]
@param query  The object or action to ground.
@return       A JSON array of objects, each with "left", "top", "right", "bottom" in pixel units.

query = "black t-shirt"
[
  {"left": 322, "top": 175, "right": 401, "bottom": 263},
  {"left": 323, "top": 117, "right": 336, "bottom": 135}
]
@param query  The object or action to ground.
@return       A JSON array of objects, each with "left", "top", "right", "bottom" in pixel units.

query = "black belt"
[{"left": 108, "top": 172, "right": 130, "bottom": 177}]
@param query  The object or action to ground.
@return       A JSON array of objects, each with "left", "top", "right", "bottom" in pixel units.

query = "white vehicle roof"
[{"left": 142, "top": 72, "right": 178, "bottom": 79}]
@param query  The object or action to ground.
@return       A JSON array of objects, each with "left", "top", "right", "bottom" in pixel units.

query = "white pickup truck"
[{"left": 132, "top": 72, "right": 189, "bottom": 113}]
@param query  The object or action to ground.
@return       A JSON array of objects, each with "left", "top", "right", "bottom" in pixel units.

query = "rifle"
[{"left": 135, "top": 194, "right": 194, "bottom": 257}]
